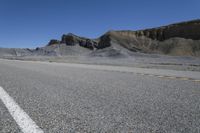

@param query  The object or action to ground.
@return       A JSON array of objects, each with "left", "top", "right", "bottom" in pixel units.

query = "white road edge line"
[{"left": 0, "top": 86, "right": 44, "bottom": 133}]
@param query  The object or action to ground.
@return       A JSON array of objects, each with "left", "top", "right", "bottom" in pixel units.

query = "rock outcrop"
[
  {"left": 57, "top": 33, "right": 98, "bottom": 50},
  {"left": 97, "top": 19, "right": 200, "bottom": 56},
  {"left": 48, "top": 39, "right": 60, "bottom": 46},
  {"left": 134, "top": 19, "right": 200, "bottom": 41},
  {"left": 45, "top": 19, "right": 200, "bottom": 56},
  {"left": 61, "top": 33, "right": 80, "bottom": 45},
  {"left": 1, "top": 19, "right": 200, "bottom": 57}
]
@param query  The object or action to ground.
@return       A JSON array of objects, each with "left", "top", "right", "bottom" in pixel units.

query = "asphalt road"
[{"left": 0, "top": 59, "right": 200, "bottom": 133}]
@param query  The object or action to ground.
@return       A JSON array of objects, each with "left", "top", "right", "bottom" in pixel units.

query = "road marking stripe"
[
  {"left": 163, "top": 76, "right": 176, "bottom": 79},
  {"left": 178, "top": 77, "right": 190, "bottom": 80},
  {"left": 156, "top": 75, "right": 164, "bottom": 78},
  {"left": 0, "top": 86, "right": 44, "bottom": 133},
  {"left": 147, "top": 74, "right": 155, "bottom": 77},
  {"left": 135, "top": 72, "right": 200, "bottom": 83},
  {"left": 193, "top": 80, "right": 200, "bottom": 82},
  {"left": 111, "top": 70, "right": 200, "bottom": 83}
]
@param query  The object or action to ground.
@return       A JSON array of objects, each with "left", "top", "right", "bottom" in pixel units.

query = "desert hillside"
[
  {"left": 99, "top": 19, "right": 200, "bottom": 56},
  {"left": 0, "top": 19, "right": 200, "bottom": 57}
]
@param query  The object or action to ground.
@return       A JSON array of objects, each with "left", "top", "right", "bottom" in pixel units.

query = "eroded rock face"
[
  {"left": 56, "top": 33, "right": 98, "bottom": 49},
  {"left": 135, "top": 19, "right": 200, "bottom": 41},
  {"left": 97, "top": 33, "right": 112, "bottom": 49},
  {"left": 43, "top": 19, "right": 200, "bottom": 56},
  {"left": 79, "top": 39, "right": 98, "bottom": 50},
  {"left": 48, "top": 39, "right": 60, "bottom": 46},
  {"left": 61, "top": 33, "right": 80, "bottom": 45}
]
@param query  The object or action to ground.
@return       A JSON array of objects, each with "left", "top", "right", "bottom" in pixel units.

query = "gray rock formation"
[
  {"left": 0, "top": 19, "right": 200, "bottom": 57},
  {"left": 48, "top": 40, "right": 60, "bottom": 46},
  {"left": 60, "top": 33, "right": 98, "bottom": 49}
]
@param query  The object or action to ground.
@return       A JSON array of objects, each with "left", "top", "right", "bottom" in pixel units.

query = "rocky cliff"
[
  {"left": 48, "top": 33, "right": 98, "bottom": 50},
  {"left": 97, "top": 19, "right": 200, "bottom": 56},
  {"left": 1, "top": 19, "right": 200, "bottom": 57},
  {"left": 135, "top": 19, "right": 200, "bottom": 41}
]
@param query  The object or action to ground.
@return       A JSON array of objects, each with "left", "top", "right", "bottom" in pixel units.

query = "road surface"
[{"left": 0, "top": 59, "right": 199, "bottom": 132}]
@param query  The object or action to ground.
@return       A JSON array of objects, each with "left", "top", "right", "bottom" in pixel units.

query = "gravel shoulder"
[{"left": 1, "top": 52, "right": 200, "bottom": 72}]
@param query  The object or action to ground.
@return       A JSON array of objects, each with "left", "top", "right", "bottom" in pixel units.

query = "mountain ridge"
[{"left": 1, "top": 19, "right": 200, "bottom": 57}]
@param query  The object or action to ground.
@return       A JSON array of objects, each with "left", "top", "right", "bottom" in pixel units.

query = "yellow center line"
[
  {"left": 164, "top": 76, "right": 177, "bottom": 79},
  {"left": 136, "top": 73, "right": 200, "bottom": 83},
  {"left": 156, "top": 75, "right": 164, "bottom": 78},
  {"left": 193, "top": 80, "right": 200, "bottom": 82},
  {"left": 178, "top": 77, "right": 190, "bottom": 80}
]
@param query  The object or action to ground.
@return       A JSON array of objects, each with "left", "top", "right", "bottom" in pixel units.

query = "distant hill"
[{"left": 1, "top": 19, "right": 200, "bottom": 57}]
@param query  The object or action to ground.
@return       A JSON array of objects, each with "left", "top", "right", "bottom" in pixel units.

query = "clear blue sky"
[{"left": 0, "top": 0, "right": 199, "bottom": 48}]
